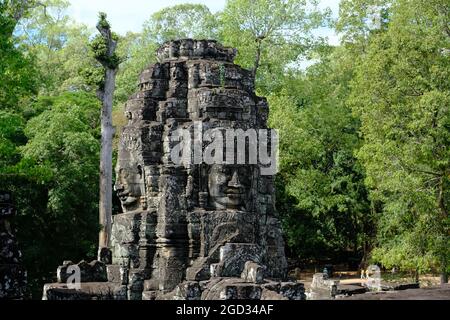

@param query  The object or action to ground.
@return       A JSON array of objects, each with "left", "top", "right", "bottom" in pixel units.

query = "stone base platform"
[
  {"left": 143, "top": 278, "right": 305, "bottom": 300},
  {"left": 342, "top": 284, "right": 450, "bottom": 300},
  {"left": 42, "top": 282, "right": 127, "bottom": 300},
  {"left": 42, "top": 256, "right": 305, "bottom": 300},
  {"left": 42, "top": 277, "right": 305, "bottom": 301}
]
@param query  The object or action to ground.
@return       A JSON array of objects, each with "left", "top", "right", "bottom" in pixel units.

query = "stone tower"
[{"left": 43, "top": 40, "right": 304, "bottom": 300}]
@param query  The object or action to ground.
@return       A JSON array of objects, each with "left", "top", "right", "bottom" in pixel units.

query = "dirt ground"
[
  {"left": 294, "top": 270, "right": 449, "bottom": 299},
  {"left": 342, "top": 284, "right": 450, "bottom": 300}
]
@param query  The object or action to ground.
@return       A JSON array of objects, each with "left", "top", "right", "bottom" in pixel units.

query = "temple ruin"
[{"left": 43, "top": 39, "right": 304, "bottom": 300}]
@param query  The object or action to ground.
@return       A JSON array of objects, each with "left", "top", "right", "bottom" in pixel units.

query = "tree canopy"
[{"left": 347, "top": 0, "right": 450, "bottom": 277}]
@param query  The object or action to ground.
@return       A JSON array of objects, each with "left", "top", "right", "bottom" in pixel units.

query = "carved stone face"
[
  {"left": 114, "top": 166, "right": 144, "bottom": 212},
  {"left": 208, "top": 165, "right": 252, "bottom": 210},
  {"left": 179, "top": 40, "right": 193, "bottom": 56}
]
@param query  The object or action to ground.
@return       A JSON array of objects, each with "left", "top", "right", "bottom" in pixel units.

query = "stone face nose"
[{"left": 228, "top": 170, "right": 242, "bottom": 188}]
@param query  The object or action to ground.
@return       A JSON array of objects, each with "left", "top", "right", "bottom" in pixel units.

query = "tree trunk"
[
  {"left": 252, "top": 39, "right": 262, "bottom": 79},
  {"left": 94, "top": 14, "right": 119, "bottom": 262},
  {"left": 414, "top": 268, "right": 420, "bottom": 283},
  {"left": 98, "top": 68, "right": 115, "bottom": 252}
]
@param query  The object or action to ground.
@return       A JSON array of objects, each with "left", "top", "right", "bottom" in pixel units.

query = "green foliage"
[
  {"left": 348, "top": 0, "right": 450, "bottom": 274},
  {"left": 336, "top": 0, "right": 392, "bottom": 43},
  {"left": 0, "top": 2, "right": 38, "bottom": 109},
  {"left": 97, "top": 12, "right": 110, "bottom": 29},
  {"left": 143, "top": 4, "right": 218, "bottom": 43},
  {"left": 114, "top": 32, "right": 158, "bottom": 105},
  {"left": 87, "top": 11, "right": 121, "bottom": 102},
  {"left": 17, "top": 92, "right": 100, "bottom": 296},
  {"left": 90, "top": 32, "right": 121, "bottom": 71},
  {"left": 268, "top": 46, "right": 372, "bottom": 262},
  {"left": 0, "top": 111, "right": 26, "bottom": 173},
  {"left": 1, "top": 91, "right": 101, "bottom": 298},
  {"left": 15, "top": 0, "right": 97, "bottom": 95},
  {"left": 219, "top": 0, "right": 330, "bottom": 94}
]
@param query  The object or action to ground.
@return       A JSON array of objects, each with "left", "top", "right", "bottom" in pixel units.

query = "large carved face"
[
  {"left": 208, "top": 164, "right": 252, "bottom": 210},
  {"left": 114, "top": 166, "right": 144, "bottom": 212}
]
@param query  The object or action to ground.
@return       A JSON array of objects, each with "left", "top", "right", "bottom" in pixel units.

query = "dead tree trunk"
[
  {"left": 98, "top": 68, "right": 116, "bottom": 261},
  {"left": 94, "top": 13, "right": 119, "bottom": 262},
  {"left": 252, "top": 38, "right": 263, "bottom": 79}
]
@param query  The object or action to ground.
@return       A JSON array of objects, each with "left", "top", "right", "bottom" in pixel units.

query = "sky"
[
  {"left": 68, "top": 0, "right": 227, "bottom": 34},
  {"left": 67, "top": 0, "right": 341, "bottom": 45}
]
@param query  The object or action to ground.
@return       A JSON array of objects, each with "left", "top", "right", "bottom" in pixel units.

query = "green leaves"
[
  {"left": 0, "top": 111, "right": 26, "bottom": 167},
  {"left": 90, "top": 32, "right": 121, "bottom": 71},
  {"left": 14, "top": 0, "right": 96, "bottom": 95},
  {"left": 17, "top": 93, "right": 101, "bottom": 296},
  {"left": 97, "top": 12, "right": 110, "bottom": 29},
  {"left": 348, "top": 0, "right": 450, "bottom": 274},
  {"left": 0, "top": 89, "right": 101, "bottom": 296},
  {"left": 219, "top": 0, "right": 330, "bottom": 93},
  {"left": 0, "top": 3, "right": 38, "bottom": 110},
  {"left": 268, "top": 46, "right": 371, "bottom": 261},
  {"left": 143, "top": 4, "right": 218, "bottom": 43}
]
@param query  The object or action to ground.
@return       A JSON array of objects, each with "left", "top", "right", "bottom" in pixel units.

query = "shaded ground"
[
  {"left": 293, "top": 269, "right": 449, "bottom": 300},
  {"left": 342, "top": 284, "right": 450, "bottom": 300},
  {"left": 296, "top": 269, "right": 443, "bottom": 287}
]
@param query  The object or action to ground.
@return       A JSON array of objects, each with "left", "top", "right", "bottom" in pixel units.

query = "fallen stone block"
[
  {"left": 57, "top": 260, "right": 107, "bottom": 283},
  {"left": 42, "top": 282, "right": 127, "bottom": 300}
]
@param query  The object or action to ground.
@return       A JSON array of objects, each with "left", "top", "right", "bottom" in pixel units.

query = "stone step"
[
  {"left": 337, "top": 284, "right": 368, "bottom": 296},
  {"left": 381, "top": 282, "right": 420, "bottom": 291}
]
